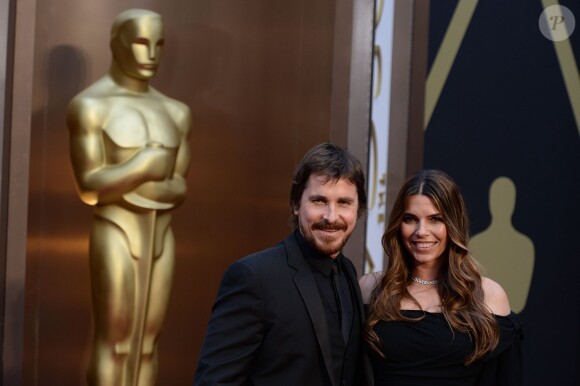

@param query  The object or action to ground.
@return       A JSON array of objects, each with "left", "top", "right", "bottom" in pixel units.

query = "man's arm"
[{"left": 194, "top": 260, "right": 266, "bottom": 386}]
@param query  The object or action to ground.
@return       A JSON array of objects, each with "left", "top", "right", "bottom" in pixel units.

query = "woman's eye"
[{"left": 402, "top": 216, "right": 416, "bottom": 223}]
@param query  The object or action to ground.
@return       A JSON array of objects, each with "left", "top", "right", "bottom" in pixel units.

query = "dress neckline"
[
  {"left": 400, "top": 309, "right": 514, "bottom": 319},
  {"left": 400, "top": 309, "right": 442, "bottom": 314}
]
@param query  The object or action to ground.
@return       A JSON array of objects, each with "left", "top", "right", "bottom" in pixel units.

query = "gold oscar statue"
[{"left": 67, "top": 9, "right": 191, "bottom": 386}]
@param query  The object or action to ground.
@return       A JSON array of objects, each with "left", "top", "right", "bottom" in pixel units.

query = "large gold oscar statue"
[{"left": 67, "top": 9, "right": 191, "bottom": 386}]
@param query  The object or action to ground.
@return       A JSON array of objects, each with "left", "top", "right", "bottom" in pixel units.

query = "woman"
[{"left": 360, "top": 170, "right": 522, "bottom": 385}]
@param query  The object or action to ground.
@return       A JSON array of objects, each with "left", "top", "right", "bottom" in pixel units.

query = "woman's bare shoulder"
[
  {"left": 359, "top": 271, "right": 384, "bottom": 304},
  {"left": 481, "top": 277, "right": 511, "bottom": 316}
]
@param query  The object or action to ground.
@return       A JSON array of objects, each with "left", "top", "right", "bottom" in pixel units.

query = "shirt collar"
[{"left": 294, "top": 229, "right": 343, "bottom": 277}]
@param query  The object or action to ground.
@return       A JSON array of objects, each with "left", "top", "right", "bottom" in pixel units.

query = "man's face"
[
  {"left": 112, "top": 15, "right": 164, "bottom": 80},
  {"left": 295, "top": 173, "right": 359, "bottom": 258}
]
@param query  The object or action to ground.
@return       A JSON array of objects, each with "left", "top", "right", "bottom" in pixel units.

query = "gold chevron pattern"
[{"left": 424, "top": 0, "right": 579, "bottom": 136}]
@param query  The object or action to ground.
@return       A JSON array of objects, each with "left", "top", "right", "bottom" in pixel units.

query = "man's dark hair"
[{"left": 289, "top": 143, "right": 367, "bottom": 229}]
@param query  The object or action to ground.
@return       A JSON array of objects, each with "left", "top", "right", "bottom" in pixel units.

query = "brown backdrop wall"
[{"left": 22, "top": 1, "right": 354, "bottom": 384}]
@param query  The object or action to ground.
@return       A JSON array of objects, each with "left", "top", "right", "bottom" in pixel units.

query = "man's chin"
[{"left": 313, "top": 239, "right": 346, "bottom": 257}]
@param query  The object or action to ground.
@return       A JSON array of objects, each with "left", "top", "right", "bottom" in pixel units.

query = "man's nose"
[{"left": 323, "top": 204, "right": 337, "bottom": 222}]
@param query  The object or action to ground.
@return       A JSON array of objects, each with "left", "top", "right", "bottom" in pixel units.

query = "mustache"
[{"left": 312, "top": 219, "right": 347, "bottom": 232}]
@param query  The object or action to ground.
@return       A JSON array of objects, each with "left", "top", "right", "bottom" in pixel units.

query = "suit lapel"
[{"left": 285, "top": 236, "right": 336, "bottom": 386}]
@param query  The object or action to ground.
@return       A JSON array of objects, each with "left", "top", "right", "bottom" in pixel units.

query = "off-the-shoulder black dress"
[{"left": 370, "top": 310, "right": 523, "bottom": 386}]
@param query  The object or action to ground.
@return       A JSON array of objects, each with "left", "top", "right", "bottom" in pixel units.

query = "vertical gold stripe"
[
  {"left": 365, "top": 247, "right": 376, "bottom": 272},
  {"left": 541, "top": 0, "right": 580, "bottom": 136},
  {"left": 368, "top": 121, "right": 378, "bottom": 210},
  {"left": 373, "top": 45, "right": 383, "bottom": 99},
  {"left": 424, "top": 0, "right": 479, "bottom": 130},
  {"left": 375, "top": 0, "right": 385, "bottom": 26}
]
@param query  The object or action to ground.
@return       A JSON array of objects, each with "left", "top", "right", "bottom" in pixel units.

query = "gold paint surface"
[
  {"left": 541, "top": 0, "right": 580, "bottom": 136},
  {"left": 470, "top": 177, "right": 535, "bottom": 313},
  {"left": 424, "top": 0, "right": 479, "bottom": 130}
]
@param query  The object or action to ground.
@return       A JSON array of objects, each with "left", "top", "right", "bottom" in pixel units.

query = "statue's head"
[{"left": 110, "top": 9, "right": 164, "bottom": 80}]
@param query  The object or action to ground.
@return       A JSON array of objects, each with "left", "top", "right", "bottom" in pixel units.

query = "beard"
[{"left": 301, "top": 219, "right": 351, "bottom": 257}]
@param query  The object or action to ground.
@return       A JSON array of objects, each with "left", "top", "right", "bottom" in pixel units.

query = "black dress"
[{"left": 370, "top": 310, "right": 523, "bottom": 386}]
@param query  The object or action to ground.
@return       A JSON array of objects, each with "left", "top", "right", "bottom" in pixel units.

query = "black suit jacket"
[{"left": 194, "top": 233, "right": 372, "bottom": 386}]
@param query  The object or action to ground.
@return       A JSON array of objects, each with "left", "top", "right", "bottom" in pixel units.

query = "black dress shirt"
[{"left": 295, "top": 230, "right": 356, "bottom": 385}]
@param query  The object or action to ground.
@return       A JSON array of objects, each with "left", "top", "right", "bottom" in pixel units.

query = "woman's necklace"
[{"left": 411, "top": 276, "right": 440, "bottom": 285}]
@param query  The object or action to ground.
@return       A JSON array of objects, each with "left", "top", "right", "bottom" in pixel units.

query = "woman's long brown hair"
[{"left": 365, "top": 170, "right": 499, "bottom": 365}]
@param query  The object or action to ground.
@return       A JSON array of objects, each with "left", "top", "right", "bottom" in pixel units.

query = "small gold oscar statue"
[{"left": 67, "top": 9, "right": 191, "bottom": 386}]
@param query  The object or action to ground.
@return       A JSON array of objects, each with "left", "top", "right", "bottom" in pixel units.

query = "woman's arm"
[
  {"left": 482, "top": 277, "right": 511, "bottom": 316},
  {"left": 358, "top": 271, "right": 383, "bottom": 305}
]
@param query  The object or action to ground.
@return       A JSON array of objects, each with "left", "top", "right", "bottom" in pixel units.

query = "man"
[
  {"left": 194, "top": 143, "right": 371, "bottom": 386},
  {"left": 67, "top": 9, "right": 191, "bottom": 386}
]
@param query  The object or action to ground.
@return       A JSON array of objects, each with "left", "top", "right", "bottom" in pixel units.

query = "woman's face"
[{"left": 400, "top": 194, "right": 448, "bottom": 269}]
